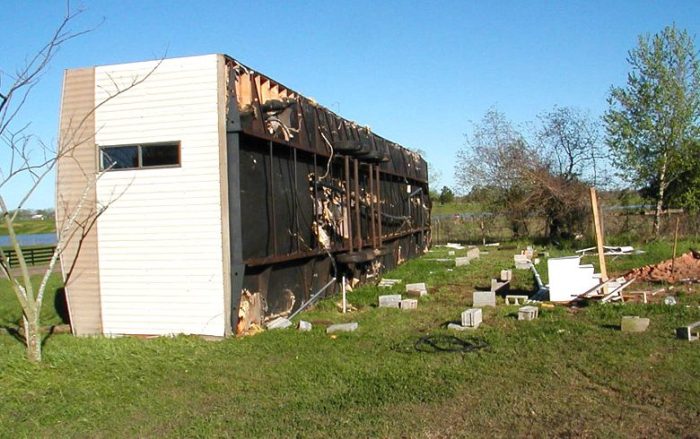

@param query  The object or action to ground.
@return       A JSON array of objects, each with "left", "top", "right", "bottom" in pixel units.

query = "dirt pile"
[{"left": 624, "top": 251, "right": 700, "bottom": 283}]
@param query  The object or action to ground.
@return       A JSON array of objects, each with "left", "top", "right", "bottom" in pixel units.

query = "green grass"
[
  {"left": 0, "top": 219, "right": 56, "bottom": 235},
  {"left": 1, "top": 242, "right": 699, "bottom": 437}
]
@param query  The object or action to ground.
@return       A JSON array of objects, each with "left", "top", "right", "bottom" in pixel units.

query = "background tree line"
[{"left": 452, "top": 25, "right": 700, "bottom": 243}]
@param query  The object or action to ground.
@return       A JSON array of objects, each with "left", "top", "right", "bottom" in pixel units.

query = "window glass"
[
  {"left": 141, "top": 143, "right": 179, "bottom": 167},
  {"left": 102, "top": 146, "right": 138, "bottom": 169}
]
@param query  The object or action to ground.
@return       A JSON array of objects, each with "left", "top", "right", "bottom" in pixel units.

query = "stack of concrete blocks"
[
  {"left": 461, "top": 308, "right": 483, "bottom": 328},
  {"left": 676, "top": 321, "right": 700, "bottom": 341},
  {"left": 405, "top": 282, "right": 428, "bottom": 297},
  {"left": 621, "top": 316, "right": 650, "bottom": 333},
  {"left": 378, "top": 294, "right": 402, "bottom": 308},
  {"left": 518, "top": 305, "right": 539, "bottom": 321},
  {"left": 514, "top": 254, "right": 531, "bottom": 270},
  {"left": 548, "top": 256, "right": 600, "bottom": 302},
  {"left": 399, "top": 299, "right": 418, "bottom": 310},
  {"left": 448, "top": 308, "right": 483, "bottom": 331},
  {"left": 472, "top": 290, "right": 496, "bottom": 307},
  {"left": 378, "top": 278, "right": 401, "bottom": 288}
]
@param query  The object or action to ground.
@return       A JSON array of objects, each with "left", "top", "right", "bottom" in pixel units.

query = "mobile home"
[{"left": 56, "top": 54, "right": 430, "bottom": 337}]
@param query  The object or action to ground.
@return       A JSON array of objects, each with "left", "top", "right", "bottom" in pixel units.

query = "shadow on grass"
[{"left": 601, "top": 324, "right": 621, "bottom": 331}]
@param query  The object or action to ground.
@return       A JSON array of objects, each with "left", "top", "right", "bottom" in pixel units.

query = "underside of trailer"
[{"left": 225, "top": 57, "right": 431, "bottom": 334}]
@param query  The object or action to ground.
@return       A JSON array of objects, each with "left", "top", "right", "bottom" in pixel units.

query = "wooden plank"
[{"left": 590, "top": 187, "right": 608, "bottom": 282}]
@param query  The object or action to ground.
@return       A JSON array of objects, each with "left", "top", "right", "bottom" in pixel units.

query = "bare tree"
[
  {"left": 537, "top": 106, "right": 607, "bottom": 186},
  {"left": 0, "top": 8, "right": 158, "bottom": 362},
  {"left": 455, "top": 108, "right": 535, "bottom": 236}
]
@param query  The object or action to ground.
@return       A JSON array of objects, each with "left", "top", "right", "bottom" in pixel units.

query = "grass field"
[
  {"left": 1, "top": 241, "right": 699, "bottom": 437},
  {"left": 0, "top": 218, "right": 56, "bottom": 236}
]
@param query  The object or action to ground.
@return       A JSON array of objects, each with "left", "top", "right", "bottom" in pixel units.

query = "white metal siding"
[{"left": 94, "top": 55, "right": 225, "bottom": 336}]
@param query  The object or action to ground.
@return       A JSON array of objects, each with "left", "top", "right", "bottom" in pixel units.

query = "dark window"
[
  {"left": 100, "top": 142, "right": 180, "bottom": 171},
  {"left": 102, "top": 146, "right": 139, "bottom": 169}
]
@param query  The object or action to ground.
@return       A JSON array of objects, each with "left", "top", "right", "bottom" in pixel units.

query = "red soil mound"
[{"left": 624, "top": 251, "right": 700, "bottom": 283}]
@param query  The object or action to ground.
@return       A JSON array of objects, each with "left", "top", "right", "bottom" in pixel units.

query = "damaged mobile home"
[{"left": 56, "top": 54, "right": 430, "bottom": 337}]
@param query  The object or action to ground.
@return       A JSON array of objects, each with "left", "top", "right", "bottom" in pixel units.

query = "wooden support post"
[
  {"left": 590, "top": 187, "right": 608, "bottom": 282},
  {"left": 671, "top": 216, "right": 680, "bottom": 279}
]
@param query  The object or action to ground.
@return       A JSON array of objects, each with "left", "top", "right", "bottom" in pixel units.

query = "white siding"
[{"left": 94, "top": 55, "right": 225, "bottom": 336}]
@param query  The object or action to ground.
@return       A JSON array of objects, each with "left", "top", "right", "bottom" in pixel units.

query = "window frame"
[{"left": 99, "top": 141, "right": 182, "bottom": 171}]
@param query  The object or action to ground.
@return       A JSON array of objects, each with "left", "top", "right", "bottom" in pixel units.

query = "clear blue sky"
[{"left": 2, "top": 0, "right": 700, "bottom": 208}]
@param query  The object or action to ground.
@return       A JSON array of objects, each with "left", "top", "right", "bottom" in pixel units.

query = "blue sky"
[{"left": 2, "top": 0, "right": 700, "bottom": 208}]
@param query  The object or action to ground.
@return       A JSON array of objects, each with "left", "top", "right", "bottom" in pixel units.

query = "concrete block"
[
  {"left": 447, "top": 323, "right": 472, "bottom": 331},
  {"left": 266, "top": 317, "right": 292, "bottom": 330},
  {"left": 326, "top": 322, "right": 358, "bottom": 333},
  {"left": 400, "top": 299, "right": 418, "bottom": 310},
  {"left": 518, "top": 305, "right": 539, "bottom": 321},
  {"left": 676, "top": 321, "right": 700, "bottom": 341},
  {"left": 491, "top": 278, "right": 510, "bottom": 293},
  {"left": 514, "top": 254, "right": 531, "bottom": 270},
  {"left": 621, "top": 316, "right": 650, "bottom": 333},
  {"left": 466, "top": 247, "right": 480, "bottom": 260},
  {"left": 297, "top": 320, "right": 313, "bottom": 332},
  {"left": 472, "top": 291, "right": 496, "bottom": 307},
  {"left": 500, "top": 269, "right": 513, "bottom": 282},
  {"left": 505, "top": 295, "right": 529, "bottom": 305},
  {"left": 455, "top": 257, "right": 470, "bottom": 267},
  {"left": 378, "top": 294, "right": 402, "bottom": 308},
  {"left": 461, "top": 308, "right": 482, "bottom": 328},
  {"left": 378, "top": 278, "right": 401, "bottom": 288},
  {"left": 405, "top": 283, "right": 428, "bottom": 296}
]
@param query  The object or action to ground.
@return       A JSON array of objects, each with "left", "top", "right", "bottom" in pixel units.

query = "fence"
[
  {"left": 431, "top": 211, "right": 699, "bottom": 245},
  {"left": 1, "top": 246, "right": 56, "bottom": 268}
]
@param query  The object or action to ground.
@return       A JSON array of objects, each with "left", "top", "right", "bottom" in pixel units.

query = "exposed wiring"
[{"left": 319, "top": 130, "right": 334, "bottom": 179}]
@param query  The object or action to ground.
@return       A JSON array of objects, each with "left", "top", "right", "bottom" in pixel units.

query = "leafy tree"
[
  {"left": 438, "top": 186, "right": 454, "bottom": 205},
  {"left": 604, "top": 25, "right": 700, "bottom": 238}
]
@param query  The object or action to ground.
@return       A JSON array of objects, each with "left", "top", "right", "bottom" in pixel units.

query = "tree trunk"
[
  {"left": 23, "top": 312, "right": 42, "bottom": 363},
  {"left": 653, "top": 154, "right": 668, "bottom": 239}
]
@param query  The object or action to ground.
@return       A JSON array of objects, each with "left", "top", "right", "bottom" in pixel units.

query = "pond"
[{"left": 0, "top": 233, "right": 57, "bottom": 247}]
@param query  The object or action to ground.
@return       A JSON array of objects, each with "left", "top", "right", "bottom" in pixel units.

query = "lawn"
[
  {"left": 0, "top": 218, "right": 56, "bottom": 235},
  {"left": 1, "top": 241, "right": 699, "bottom": 437}
]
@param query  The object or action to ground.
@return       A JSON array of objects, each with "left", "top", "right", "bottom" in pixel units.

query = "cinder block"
[
  {"left": 447, "top": 323, "right": 470, "bottom": 331},
  {"left": 297, "top": 320, "right": 312, "bottom": 331},
  {"left": 461, "top": 308, "right": 482, "bottom": 328},
  {"left": 472, "top": 291, "right": 496, "bottom": 307},
  {"left": 400, "top": 299, "right": 418, "bottom": 310},
  {"left": 326, "top": 322, "right": 358, "bottom": 333},
  {"left": 455, "top": 257, "right": 470, "bottom": 267},
  {"left": 518, "top": 305, "right": 539, "bottom": 321},
  {"left": 621, "top": 316, "right": 650, "bottom": 333},
  {"left": 500, "top": 269, "right": 513, "bottom": 282},
  {"left": 266, "top": 317, "right": 292, "bottom": 329},
  {"left": 378, "top": 278, "right": 401, "bottom": 288},
  {"left": 379, "top": 294, "right": 402, "bottom": 308},
  {"left": 405, "top": 283, "right": 428, "bottom": 296},
  {"left": 505, "top": 295, "right": 529, "bottom": 305}
]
